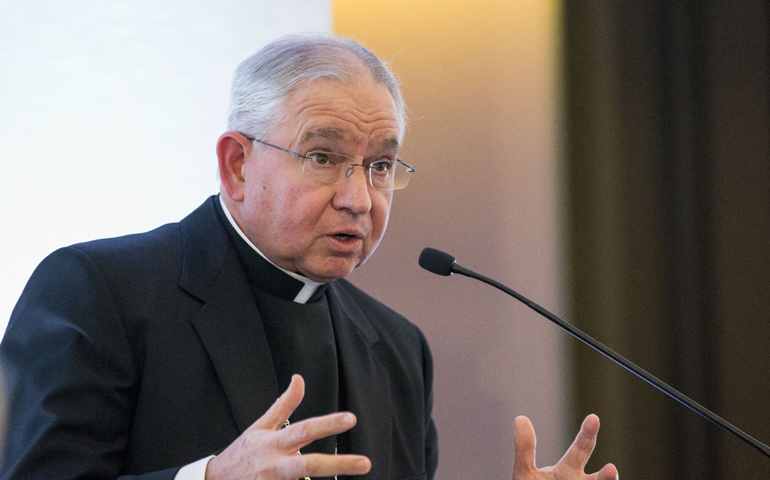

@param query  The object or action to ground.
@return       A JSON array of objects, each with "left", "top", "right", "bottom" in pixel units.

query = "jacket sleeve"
[{"left": 0, "top": 246, "right": 178, "bottom": 480}]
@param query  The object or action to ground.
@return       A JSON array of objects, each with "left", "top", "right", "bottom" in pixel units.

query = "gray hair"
[{"left": 227, "top": 33, "right": 406, "bottom": 142}]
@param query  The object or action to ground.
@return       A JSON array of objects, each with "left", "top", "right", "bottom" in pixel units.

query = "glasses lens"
[
  {"left": 303, "top": 153, "right": 413, "bottom": 190},
  {"left": 371, "top": 160, "right": 412, "bottom": 190},
  {"left": 303, "top": 152, "right": 349, "bottom": 184}
]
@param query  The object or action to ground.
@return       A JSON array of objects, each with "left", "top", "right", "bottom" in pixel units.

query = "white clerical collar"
[{"left": 218, "top": 195, "right": 324, "bottom": 304}]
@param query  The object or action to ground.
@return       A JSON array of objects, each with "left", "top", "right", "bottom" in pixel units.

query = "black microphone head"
[{"left": 419, "top": 248, "right": 457, "bottom": 276}]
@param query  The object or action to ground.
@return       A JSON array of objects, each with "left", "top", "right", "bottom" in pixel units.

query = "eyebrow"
[
  {"left": 379, "top": 137, "right": 401, "bottom": 153},
  {"left": 303, "top": 127, "right": 347, "bottom": 143},
  {"left": 302, "top": 127, "right": 400, "bottom": 153}
]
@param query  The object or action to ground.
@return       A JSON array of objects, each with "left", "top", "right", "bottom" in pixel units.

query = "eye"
[
  {"left": 308, "top": 153, "right": 331, "bottom": 165},
  {"left": 370, "top": 160, "right": 393, "bottom": 174}
]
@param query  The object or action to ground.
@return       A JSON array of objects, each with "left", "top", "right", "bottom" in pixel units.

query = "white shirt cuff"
[{"left": 174, "top": 455, "right": 215, "bottom": 480}]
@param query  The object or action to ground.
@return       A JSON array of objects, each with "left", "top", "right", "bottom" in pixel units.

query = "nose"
[{"left": 332, "top": 164, "right": 372, "bottom": 214}]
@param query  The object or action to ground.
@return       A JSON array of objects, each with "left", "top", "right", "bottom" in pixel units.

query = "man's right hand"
[{"left": 206, "top": 375, "right": 372, "bottom": 480}]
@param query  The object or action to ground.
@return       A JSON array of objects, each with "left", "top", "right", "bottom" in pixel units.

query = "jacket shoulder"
[{"left": 70, "top": 222, "right": 183, "bottom": 274}]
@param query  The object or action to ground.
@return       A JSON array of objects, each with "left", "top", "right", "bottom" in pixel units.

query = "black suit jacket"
[{"left": 0, "top": 197, "right": 438, "bottom": 480}]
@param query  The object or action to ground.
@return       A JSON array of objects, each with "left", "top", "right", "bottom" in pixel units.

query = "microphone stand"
[{"left": 447, "top": 261, "right": 770, "bottom": 459}]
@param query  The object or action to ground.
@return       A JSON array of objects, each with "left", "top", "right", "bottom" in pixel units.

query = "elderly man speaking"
[{"left": 0, "top": 34, "right": 617, "bottom": 480}]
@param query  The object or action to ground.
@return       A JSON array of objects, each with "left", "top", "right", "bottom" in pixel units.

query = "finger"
[
  {"left": 512, "top": 415, "right": 537, "bottom": 477},
  {"left": 278, "top": 411, "right": 358, "bottom": 451},
  {"left": 252, "top": 374, "right": 305, "bottom": 431},
  {"left": 594, "top": 463, "right": 618, "bottom": 480},
  {"left": 559, "top": 414, "right": 600, "bottom": 471},
  {"left": 277, "top": 453, "right": 371, "bottom": 479}
]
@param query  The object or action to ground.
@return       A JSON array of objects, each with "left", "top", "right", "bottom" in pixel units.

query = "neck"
[{"left": 218, "top": 194, "right": 325, "bottom": 303}]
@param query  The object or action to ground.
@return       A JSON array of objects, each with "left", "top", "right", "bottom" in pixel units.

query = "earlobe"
[{"left": 217, "top": 132, "right": 250, "bottom": 202}]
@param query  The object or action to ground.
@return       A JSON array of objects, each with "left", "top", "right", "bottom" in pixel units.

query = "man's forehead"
[{"left": 302, "top": 126, "right": 400, "bottom": 151}]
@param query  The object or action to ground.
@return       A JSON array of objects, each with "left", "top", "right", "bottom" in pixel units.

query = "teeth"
[{"left": 335, "top": 234, "right": 353, "bottom": 241}]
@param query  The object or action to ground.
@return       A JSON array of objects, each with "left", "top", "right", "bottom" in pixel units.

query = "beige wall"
[{"left": 335, "top": 2, "right": 569, "bottom": 478}]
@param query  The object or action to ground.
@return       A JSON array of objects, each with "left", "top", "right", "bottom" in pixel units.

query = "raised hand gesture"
[
  {"left": 206, "top": 375, "right": 371, "bottom": 480},
  {"left": 512, "top": 414, "right": 618, "bottom": 480}
]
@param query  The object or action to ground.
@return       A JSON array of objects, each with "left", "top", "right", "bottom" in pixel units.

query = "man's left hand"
[{"left": 512, "top": 414, "right": 618, "bottom": 480}]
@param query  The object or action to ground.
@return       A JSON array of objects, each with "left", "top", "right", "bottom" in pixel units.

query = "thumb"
[
  {"left": 596, "top": 463, "right": 619, "bottom": 480},
  {"left": 512, "top": 416, "right": 537, "bottom": 478}
]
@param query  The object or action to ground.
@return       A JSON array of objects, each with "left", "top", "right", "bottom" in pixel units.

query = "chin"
[{"left": 305, "top": 258, "right": 360, "bottom": 283}]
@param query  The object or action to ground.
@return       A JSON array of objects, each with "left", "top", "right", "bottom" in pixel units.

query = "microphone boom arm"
[{"left": 449, "top": 262, "right": 770, "bottom": 460}]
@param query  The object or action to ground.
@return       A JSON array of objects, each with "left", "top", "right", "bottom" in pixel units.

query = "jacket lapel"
[
  {"left": 180, "top": 198, "right": 280, "bottom": 433},
  {"left": 177, "top": 197, "right": 394, "bottom": 474},
  {"left": 328, "top": 283, "right": 393, "bottom": 480}
]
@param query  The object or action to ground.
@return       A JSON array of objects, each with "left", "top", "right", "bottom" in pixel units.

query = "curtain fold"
[{"left": 563, "top": 1, "right": 770, "bottom": 478}]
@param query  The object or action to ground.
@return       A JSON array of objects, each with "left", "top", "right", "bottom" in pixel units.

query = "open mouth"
[{"left": 334, "top": 233, "right": 356, "bottom": 241}]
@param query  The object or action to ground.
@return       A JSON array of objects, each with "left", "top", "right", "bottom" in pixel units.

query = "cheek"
[
  {"left": 276, "top": 185, "right": 335, "bottom": 237},
  {"left": 245, "top": 180, "right": 275, "bottom": 221},
  {"left": 369, "top": 194, "right": 392, "bottom": 242},
  {"left": 242, "top": 174, "right": 297, "bottom": 238}
]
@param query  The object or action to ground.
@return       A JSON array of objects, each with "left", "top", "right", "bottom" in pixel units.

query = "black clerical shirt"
[{"left": 213, "top": 198, "right": 340, "bottom": 460}]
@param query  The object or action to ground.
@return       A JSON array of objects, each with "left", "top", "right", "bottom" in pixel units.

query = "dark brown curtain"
[{"left": 563, "top": 1, "right": 770, "bottom": 478}]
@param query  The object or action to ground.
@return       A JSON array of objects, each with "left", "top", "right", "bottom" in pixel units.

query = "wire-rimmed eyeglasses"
[{"left": 237, "top": 132, "right": 415, "bottom": 191}]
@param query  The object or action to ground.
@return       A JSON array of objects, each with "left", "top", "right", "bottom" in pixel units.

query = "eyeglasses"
[{"left": 237, "top": 132, "right": 415, "bottom": 191}]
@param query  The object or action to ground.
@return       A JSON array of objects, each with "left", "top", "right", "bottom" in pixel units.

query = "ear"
[{"left": 217, "top": 132, "right": 252, "bottom": 202}]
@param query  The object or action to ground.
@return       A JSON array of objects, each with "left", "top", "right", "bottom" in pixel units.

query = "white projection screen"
[{"left": 0, "top": 1, "right": 331, "bottom": 336}]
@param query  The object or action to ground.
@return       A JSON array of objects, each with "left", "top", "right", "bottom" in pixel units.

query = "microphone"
[
  {"left": 418, "top": 248, "right": 461, "bottom": 276},
  {"left": 419, "top": 247, "right": 770, "bottom": 459}
]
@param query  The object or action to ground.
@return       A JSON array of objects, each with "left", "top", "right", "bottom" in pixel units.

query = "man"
[{"left": 0, "top": 34, "right": 617, "bottom": 480}]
